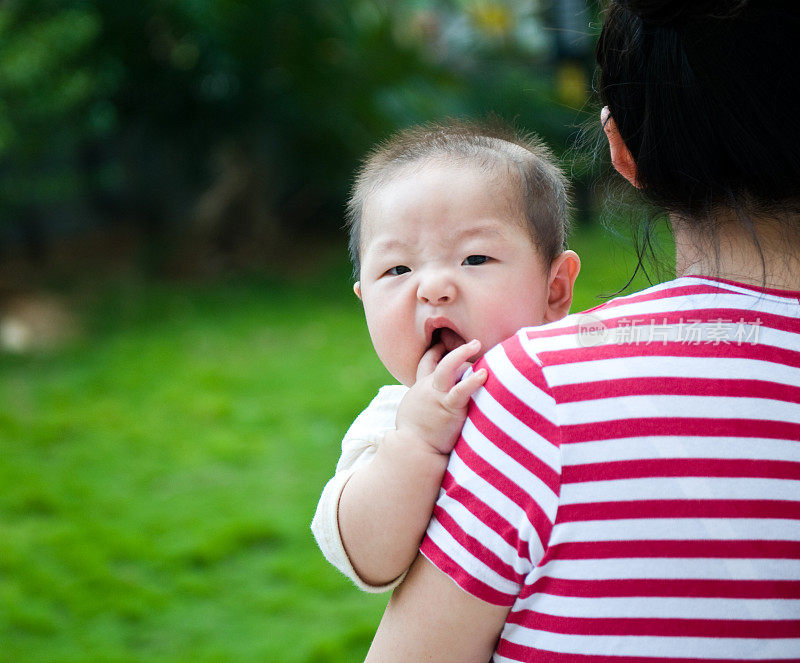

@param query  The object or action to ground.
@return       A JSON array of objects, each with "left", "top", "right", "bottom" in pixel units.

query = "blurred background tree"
[{"left": 0, "top": 0, "right": 595, "bottom": 279}]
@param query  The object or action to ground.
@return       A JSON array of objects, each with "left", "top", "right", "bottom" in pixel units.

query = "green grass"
[{"left": 0, "top": 225, "right": 669, "bottom": 662}]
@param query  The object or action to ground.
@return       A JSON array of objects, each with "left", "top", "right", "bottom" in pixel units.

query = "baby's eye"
[
  {"left": 386, "top": 265, "right": 411, "bottom": 276},
  {"left": 462, "top": 255, "right": 490, "bottom": 266}
]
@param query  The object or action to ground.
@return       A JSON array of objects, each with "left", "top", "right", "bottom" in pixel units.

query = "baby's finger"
[
  {"left": 432, "top": 339, "right": 481, "bottom": 392},
  {"left": 443, "top": 368, "right": 488, "bottom": 410},
  {"left": 417, "top": 342, "right": 446, "bottom": 380},
  {"left": 454, "top": 360, "right": 476, "bottom": 380}
]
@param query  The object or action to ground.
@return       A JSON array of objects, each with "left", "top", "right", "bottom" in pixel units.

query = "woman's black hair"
[{"left": 595, "top": 0, "right": 800, "bottom": 273}]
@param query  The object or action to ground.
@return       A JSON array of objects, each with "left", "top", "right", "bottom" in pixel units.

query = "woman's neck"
[{"left": 672, "top": 214, "right": 800, "bottom": 292}]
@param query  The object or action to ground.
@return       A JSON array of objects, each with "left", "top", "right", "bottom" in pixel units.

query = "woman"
[{"left": 365, "top": 1, "right": 800, "bottom": 661}]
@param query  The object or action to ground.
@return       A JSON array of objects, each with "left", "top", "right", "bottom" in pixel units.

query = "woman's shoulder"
[
  {"left": 526, "top": 274, "right": 761, "bottom": 339},
  {"left": 509, "top": 278, "right": 687, "bottom": 348},
  {"left": 495, "top": 276, "right": 738, "bottom": 369},
  {"left": 481, "top": 272, "right": 797, "bottom": 394}
]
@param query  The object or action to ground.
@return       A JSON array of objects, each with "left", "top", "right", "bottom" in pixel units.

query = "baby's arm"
[
  {"left": 311, "top": 386, "right": 403, "bottom": 591},
  {"left": 337, "top": 340, "right": 487, "bottom": 587}
]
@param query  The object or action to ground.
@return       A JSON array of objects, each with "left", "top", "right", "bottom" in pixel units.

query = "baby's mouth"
[{"left": 429, "top": 326, "right": 467, "bottom": 354}]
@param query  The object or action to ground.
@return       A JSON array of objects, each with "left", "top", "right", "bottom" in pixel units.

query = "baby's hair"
[{"left": 345, "top": 118, "right": 569, "bottom": 277}]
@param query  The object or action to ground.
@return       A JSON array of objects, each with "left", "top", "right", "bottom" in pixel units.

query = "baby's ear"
[
  {"left": 353, "top": 281, "right": 362, "bottom": 300},
  {"left": 544, "top": 250, "right": 581, "bottom": 322}
]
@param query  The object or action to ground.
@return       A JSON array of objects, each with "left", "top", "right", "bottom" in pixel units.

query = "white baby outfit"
[{"left": 311, "top": 384, "right": 409, "bottom": 592}]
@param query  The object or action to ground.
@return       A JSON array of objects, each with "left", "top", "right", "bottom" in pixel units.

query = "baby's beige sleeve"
[{"left": 310, "top": 384, "right": 409, "bottom": 593}]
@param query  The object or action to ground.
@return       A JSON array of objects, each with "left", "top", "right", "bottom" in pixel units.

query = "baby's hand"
[{"left": 395, "top": 339, "right": 488, "bottom": 456}]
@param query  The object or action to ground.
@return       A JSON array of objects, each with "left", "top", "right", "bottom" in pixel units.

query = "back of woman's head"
[{"left": 596, "top": 1, "right": 800, "bottom": 221}]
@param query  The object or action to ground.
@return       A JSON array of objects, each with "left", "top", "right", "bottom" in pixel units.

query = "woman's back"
[{"left": 421, "top": 275, "right": 800, "bottom": 659}]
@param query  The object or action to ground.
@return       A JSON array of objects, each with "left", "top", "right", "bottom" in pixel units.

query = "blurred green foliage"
[
  {"left": 0, "top": 6, "right": 105, "bottom": 206},
  {"left": 0, "top": 0, "right": 595, "bottom": 268}
]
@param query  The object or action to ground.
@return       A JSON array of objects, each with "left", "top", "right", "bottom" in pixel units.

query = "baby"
[{"left": 311, "top": 119, "right": 580, "bottom": 591}]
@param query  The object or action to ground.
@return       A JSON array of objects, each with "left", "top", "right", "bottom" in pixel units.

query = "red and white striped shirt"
[{"left": 420, "top": 276, "right": 800, "bottom": 662}]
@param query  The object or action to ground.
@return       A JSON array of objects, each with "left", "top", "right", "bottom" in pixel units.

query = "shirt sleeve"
[
  {"left": 310, "top": 384, "right": 409, "bottom": 593},
  {"left": 420, "top": 331, "right": 562, "bottom": 606}
]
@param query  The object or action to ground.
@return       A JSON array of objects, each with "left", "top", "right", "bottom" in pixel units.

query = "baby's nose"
[{"left": 417, "top": 271, "right": 456, "bottom": 305}]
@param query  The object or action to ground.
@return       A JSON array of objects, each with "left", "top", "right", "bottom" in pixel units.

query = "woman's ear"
[
  {"left": 601, "top": 106, "right": 640, "bottom": 188},
  {"left": 353, "top": 281, "right": 362, "bottom": 300},
  {"left": 544, "top": 250, "right": 581, "bottom": 322}
]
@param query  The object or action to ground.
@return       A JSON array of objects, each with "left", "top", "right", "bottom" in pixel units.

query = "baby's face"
[{"left": 355, "top": 160, "right": 553, "bottom": 386}]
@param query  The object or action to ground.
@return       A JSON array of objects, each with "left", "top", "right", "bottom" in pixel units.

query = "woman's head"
[{"left": 596, "top": 1, "right": 800, "bottom": 223}]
